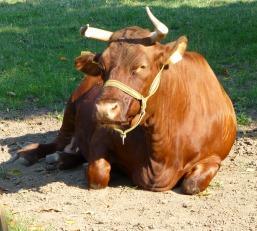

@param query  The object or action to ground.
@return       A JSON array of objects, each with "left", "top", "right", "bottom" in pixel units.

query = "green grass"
[
  {"left": 1, "top": 209, "right": 28, "bottom": 231},
  {"left": 0, "top": 166, "right": 8, "bottom": 179},
  {"left": 1, "top": 208, "right": 48, "bottom": 231},
  {"left": 0, "top": 0, "right": 256, "bottom": 121}
]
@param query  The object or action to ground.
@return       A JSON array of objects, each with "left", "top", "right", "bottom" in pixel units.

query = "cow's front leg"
[
  {"left": 182, "top": 155, "right": 221, "bottom": 194},
  {"left": 87, "top": 158, "right": 111, "bottom": 189}
]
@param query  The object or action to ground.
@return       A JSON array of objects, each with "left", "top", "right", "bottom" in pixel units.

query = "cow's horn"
[
  {"left": 146, "top": 6, "right": 169, "bottom": 42},
  {"left": 80, "top": 24, "right": 113, "bottom": 42}
]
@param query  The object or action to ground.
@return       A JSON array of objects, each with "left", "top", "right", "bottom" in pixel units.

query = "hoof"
[
  {"left": 45, "top": 163, "right": 58, "bottom": 171},
  {"left": 17, "top": 157, "right": 32, "bottom": 166},
  {"left": 45, "top": 153, "right": 61, "bottom": 171},
  {"left": 45, "top": 153, "right": 60, "bottom": 164},
  {"left": 182, "top": 179, "right": 201, "bottom": 195},
  {"left": 89, "top": 183, "right": 107, "bottom": 190},
  {"left": 83, "top": 162, "right": 89, "bottom": 169}
]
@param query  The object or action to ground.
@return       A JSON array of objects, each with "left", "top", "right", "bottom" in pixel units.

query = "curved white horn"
[
  {"left": 146, "top": 6, "right": 169, "bottom": 42},
  {"left": 80, "top": 24, "right": 113, "bottom": 42}
]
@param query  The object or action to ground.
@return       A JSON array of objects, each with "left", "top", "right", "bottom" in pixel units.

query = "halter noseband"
[{"left": 104, "top": 65, "right": 165, "bottom": 144}]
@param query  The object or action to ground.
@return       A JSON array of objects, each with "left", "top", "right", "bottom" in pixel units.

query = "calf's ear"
[
  {"left": 157, "top": 36, "right": 188, "bottom": 65},
  {"left": 75, "top": 51, "right": 102, "bottom": 76}
]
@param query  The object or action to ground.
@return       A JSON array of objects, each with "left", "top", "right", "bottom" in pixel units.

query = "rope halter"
[{"left": 104, "top": 65, "right": 165, "bottom": 144}]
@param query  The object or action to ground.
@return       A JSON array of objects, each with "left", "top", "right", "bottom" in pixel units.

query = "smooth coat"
[{"left": 18, "top": 27, "right": 237, "bottom": 194}]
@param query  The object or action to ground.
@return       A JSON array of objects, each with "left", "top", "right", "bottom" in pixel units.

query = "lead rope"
[{"left": 104, "top": 65, "right": 165, "bottom": 144}]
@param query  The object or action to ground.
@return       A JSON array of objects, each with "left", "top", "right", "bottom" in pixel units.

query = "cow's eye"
[
  {"left": 138, "top": 65, "right": 147, "bottom": 71},
  {"left": 132, "top": 65, "right": 147, "bottom": 75}
]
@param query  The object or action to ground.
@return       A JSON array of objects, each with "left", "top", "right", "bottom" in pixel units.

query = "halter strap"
[{"left": 104, "top": 65, "right": 164, "bottom": 144}]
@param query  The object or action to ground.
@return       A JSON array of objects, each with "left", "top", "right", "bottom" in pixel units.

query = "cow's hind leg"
[
  {"left": 17, "top": 143, "right": 57, "bottom": 166},
  {"left": 46, "top": 151, "right": 85, "bottom": 170},
  {"left": 16, "top": 100, "right": 76, "bottom": 166},
  {"left": 182, "top": 155, "right": 221, "bottom": 195}
]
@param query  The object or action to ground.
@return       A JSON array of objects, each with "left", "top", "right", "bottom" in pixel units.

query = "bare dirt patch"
[{"left": 0, "top": 113, "right": 257, "bottom": 231}]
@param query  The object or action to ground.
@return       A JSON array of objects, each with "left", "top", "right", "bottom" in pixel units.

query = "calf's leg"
[{"left": 182, "top": 155, "right": 221, "bottom": 195}]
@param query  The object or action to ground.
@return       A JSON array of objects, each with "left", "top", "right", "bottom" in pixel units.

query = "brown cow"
[{"left": 16, "top": 7, "right": 237, "bottom": 194}]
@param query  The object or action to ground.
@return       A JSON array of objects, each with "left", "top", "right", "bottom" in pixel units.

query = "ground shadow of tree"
[{"left": 0, "top": 0, "right": 256, "bottom": 119}]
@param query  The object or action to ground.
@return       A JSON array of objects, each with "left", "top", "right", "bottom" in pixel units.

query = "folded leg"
[{"left": 182, "top": 155, "right": 221, "bottom": 194}]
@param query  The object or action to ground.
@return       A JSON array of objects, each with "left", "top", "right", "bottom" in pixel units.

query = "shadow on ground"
[
  {"left": 1, "top": 126, "right": 256, "bottom": 195},
  {"left": 1, "top": 0, "right": 257, "bottom": 195},
  {"left": 0, "top": 130, "right": 135, "bottom": 194},
  {"left": 0, "top": 0, "right": 257, "bottom": 119}
]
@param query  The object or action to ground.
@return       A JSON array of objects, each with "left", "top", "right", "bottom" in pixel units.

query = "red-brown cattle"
[{"left": 16, "top": 7, "right": 237, "bottom": 194}]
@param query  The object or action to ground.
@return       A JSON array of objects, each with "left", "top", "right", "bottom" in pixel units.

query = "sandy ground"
[{"left": 0, "top": 111, "right": 257, "bottom": 231}]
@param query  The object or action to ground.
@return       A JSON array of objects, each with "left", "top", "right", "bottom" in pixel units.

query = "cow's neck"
[
  {"left": 139, "top": 75, "right": 185, "bottom": 188},
  {"left": 143, "top": 110, "right": 171, "bottom": 160},
  {"left": 142, "top": 69, "right": 187, "bottom": 160}
]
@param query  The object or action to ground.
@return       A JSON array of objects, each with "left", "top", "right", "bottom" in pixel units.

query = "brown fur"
[{"left": 18, "top": 27, "right": 236, "bottom": 193}]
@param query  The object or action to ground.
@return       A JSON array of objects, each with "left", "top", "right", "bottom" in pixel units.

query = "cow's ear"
[
  {"left": 157, "top": 36, "right": 188, "bottom": 65},
  {"left": 75, "top": 51, "right": 102, "bottom": 76}
]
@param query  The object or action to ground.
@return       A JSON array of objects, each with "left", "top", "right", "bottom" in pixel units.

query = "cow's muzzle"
[
  {"left": 96, "top": 100, "right": 120, "bottom": 121},
  {"left": 95, "top": 100, "right": 131, "bottom": 127},
  {"left": 101, "top": 65, "right": 165, "bottom": 144}
]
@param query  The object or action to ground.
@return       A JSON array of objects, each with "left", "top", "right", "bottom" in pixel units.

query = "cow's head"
[{"left": 75, "top": 7, "right": 187, "bottom": 132}]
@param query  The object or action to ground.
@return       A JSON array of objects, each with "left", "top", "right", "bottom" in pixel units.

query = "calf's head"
[{"left": 76, "top": 7, "right": 187, "bottom": 130}]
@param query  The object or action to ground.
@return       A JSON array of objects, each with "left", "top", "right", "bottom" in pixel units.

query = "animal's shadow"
[
  {"left": 1, "top": 127, "right": 256, "bottom": 195},
  {"left": 0, "top": 131, "right": 188, "bottom": 194},
  {"left": 1, "top": 109, "right": 255, "bottom": 194},
  {"left": 0, "top": 131, "right": 138, "bottom": 194}
]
